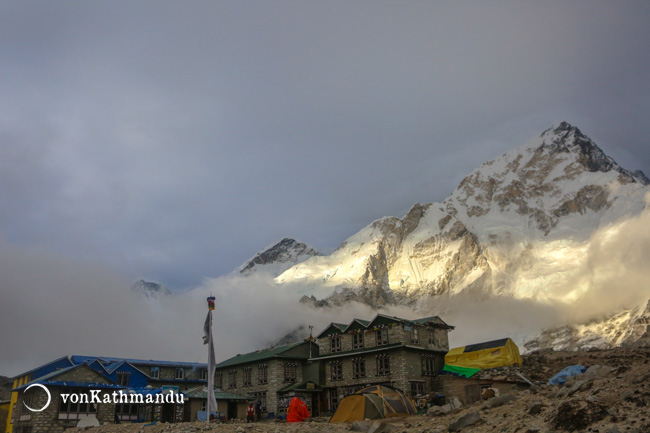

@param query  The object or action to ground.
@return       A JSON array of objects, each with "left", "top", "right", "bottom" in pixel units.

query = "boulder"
[
  {"left": 552, "top": 400, "right": 608, "bottom": 431},
  {"left": 428, "top": 397, "right": 462, "bottom": 416},
  {"left": 350, "top": 421, "right": 372, "bottom": 432},
  {"left": 527, "top": 402, "right": 544, "bottom": 416},
  {"left": 482, "top": 394, "right": 517, "bottom": 409},
  {"left": 567, "top": 379, "right": 592, "bottom": 396},
  {"left": 368, "top": 421, "right": 393, "bottom": 433},
  {"left": 583, "top": 365, "right": 612, "bottom": 380},
  {"left": 449, "top": 411, "right": 482, "bottom": 432}
]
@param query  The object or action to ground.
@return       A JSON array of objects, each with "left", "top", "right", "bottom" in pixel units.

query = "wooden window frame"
[
  {"left": 376, "top": 355, "right": 390, "bottom": 375},
  {"left": 352, "top": 333, "right": 364, "bottom": 349},
  {"left": 376, "top": 328, "right": 389, "bottom": 346},
  {"left": 330, "top": 361, "right": 343, "bottom": 381},
  {"left": 258, "top": 364, "right": 268, "bottom": 385},
  {"left": 352, "top": 358, "right": 366, "bottom": 378},
  {"left": 331, "top": 335, "right": 342, "bottom": 353}
]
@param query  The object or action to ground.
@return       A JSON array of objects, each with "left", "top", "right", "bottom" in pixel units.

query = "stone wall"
[
  {"left": 12, "top": 386, "right": 115, "bottom": 433},
  {"left": 214, "top": 359, "right": 307, "bottom": 417},
  {"left": 323, "top": 348, "right": 446, "bottom": 398}
]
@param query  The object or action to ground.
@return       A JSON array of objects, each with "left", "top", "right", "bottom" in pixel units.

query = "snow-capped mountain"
[
  {"left": 131, "top": 279, "right": 171, "bottom": 299},
  {"left": 236, "top": 238, "right": 319, "bottom": 277},
  {"left": 277, "top": 122, "right": 648, "bottom": 309},
  {"left": 235, "top": 122, "right": 649, "bottom": 349},
  {"left": 524, "top": 299, "right": 650, "bottom": 351}
]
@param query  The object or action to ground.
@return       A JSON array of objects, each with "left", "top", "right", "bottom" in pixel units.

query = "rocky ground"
[{"left": 66, "top": 347, "right": 650, "bottom": 433}]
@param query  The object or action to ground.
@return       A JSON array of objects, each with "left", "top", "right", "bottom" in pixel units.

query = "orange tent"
[
  {"left": 330, "top": 385, "right": 417, "bottom": 423},
  {"left": 287, "top": 397, "right": 310, "bottom": 422}
]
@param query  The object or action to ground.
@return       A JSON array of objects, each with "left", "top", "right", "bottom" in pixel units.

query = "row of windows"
[
  {"left": 329, "top": 355, "right": 439, "bottom": 381},
  {"left": 58, "top": 390, "right": 98, "bottom": 420},
  {"left": 330, "top": 327, "right": 441, "bottom": 352},
  {"left": 116, "top": 367, "right": 209, "bottom": 386},
  {"left": 330, "top": 329, "right": 388, "bottom": 353},
  {"left": 329, "top": 355, "right": 391, "bottom": 381},
  {"left": 149, "top": 366, "right": 207, "bottom": 380},
  {"left": 215, "top": 363, "right": 295, "bottom": 389}
]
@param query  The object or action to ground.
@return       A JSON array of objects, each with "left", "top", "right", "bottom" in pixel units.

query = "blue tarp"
[{"left": 549, "top": 365, "right": 586, "bottom": 385}]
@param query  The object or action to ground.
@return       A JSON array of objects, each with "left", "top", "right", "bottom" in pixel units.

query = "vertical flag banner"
[{"left": 203, "top": 296, "right": 218, "bottom": 420}]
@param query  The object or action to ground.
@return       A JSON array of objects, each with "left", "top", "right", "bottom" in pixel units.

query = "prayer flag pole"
[{"left": 203, "top": 296, "right": 218, "bottom": 422}]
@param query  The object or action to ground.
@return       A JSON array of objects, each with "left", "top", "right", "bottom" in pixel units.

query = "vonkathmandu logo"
[
  {"left": 23, "top": 385, "right": 183, "bottom": 412},
  {"left": 23, "top": 384, "right": 52, "bottom": 412}
]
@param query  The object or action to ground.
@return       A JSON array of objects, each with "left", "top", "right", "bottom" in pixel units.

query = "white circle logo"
[{"left": 23, "top": 384, "right": 51, "bottom": 412}]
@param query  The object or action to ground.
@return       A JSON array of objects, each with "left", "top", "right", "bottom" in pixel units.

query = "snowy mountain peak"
[
  {"left": 275, "top": 122, "right": 649, "bottom": 313},
  {"left": 131, "top": 279, "right": 171, "bottom": 299},
  {"left": 539, "top": 121, "right": 648, "bottom": 184},
  {"left": 238, "top": 238, "right": 319, "bottom": 277}
]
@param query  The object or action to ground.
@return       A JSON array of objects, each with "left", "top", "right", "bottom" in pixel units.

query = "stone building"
[
  {"left": 5, "top": 355, "right": 248, "bottom": 433},
  {"left": 212, "top": 340, "right": 319, "bottom": 419},
  {"left": 10, "top": 364, "right": 124, "bottom": 433},
  {"left": 211, "top": 314, "right": 454, "bottom": 418},
  {"left": 314, "top": 314, "right": 453, "bottom": 413}
]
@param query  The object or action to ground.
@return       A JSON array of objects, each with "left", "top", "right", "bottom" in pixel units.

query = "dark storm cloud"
[{"left": 0, "top": 0, "right": 649, "bottom": 289}]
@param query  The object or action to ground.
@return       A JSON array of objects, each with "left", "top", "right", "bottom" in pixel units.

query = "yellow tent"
[
  {"left": 445, "top": 338, "right": 522, "bottom": 369},
  {"left": 330, "top": 385, "right": 417, "bottom": 423}
]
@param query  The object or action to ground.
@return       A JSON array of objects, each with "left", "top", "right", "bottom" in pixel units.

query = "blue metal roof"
[
  {"left": 71, "top": 355, "right": 206, "bottom": 368},
  {"left": 14, "top": 381, "right": 125, "bottom": 391},
  {"left": 12, "top": 356, "right": 74, "bottom": 380}
]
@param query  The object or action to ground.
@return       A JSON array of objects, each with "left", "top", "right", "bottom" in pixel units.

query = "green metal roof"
[
  {"left": 412, "top": 316, "right": 453, "bottom": 328},
  {"left": 278, "top": 381, "right": 321, "bottom": 393},
  {"left": 316, "top": 323, "right": 348, "bottom": 338},
  {"left": 215, "top": 341, "right": 307, "bottom": 368},
  {"left": 345, "top": 319, "right": 371, "bottom": 332},
  {"left": 183, "top": 386, "right": 249, "bottom": 401},
  {"left": 316, "top": 314, "right": 453, "bottom": 339}
]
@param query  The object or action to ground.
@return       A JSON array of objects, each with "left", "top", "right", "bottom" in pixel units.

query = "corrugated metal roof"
[
  {"left": 27, "top": 365, "right": 78, "bottom": 382},
  {"left": 316, "top": 323, "right": 348, "bottom": 338},
  {"left": 316, "top": 314, "right": 454, "bottom": 338},
  {"left": 71, "top": 355, "right": 207, "bottom": 368},
  {"left": 215, "top": 341, "right": 307, "bottom": 368},
  {"left": 463, "top": 338, "right": 511, "bottom": 352},
  {"left": 11, "top": 356, "right": 74, "bottom": 380},
  {"left": 14, "top": 381, "right": 125, "bottom": 391}
]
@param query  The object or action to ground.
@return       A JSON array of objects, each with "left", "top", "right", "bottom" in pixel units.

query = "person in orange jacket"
[{"left": 286, "top": 397, "right": 310, "bottom": 422}]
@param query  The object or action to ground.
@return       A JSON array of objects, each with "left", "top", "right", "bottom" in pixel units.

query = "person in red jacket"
[
  {"left": 246, "top": 403, "right": 255, "bottom": 423},
  {"left": 286, "top": 397, "right": 310, "bottom": 422}
]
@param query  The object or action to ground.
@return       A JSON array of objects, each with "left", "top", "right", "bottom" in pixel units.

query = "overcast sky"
[{"left": 1, "top": 1, "right": 649, "bottom": 291}]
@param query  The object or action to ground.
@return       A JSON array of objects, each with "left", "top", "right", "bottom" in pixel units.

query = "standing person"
[
  {"left": 247, "top": 402, "right": 255, "bottom": 423},
  {"left": 255, "top": 400, "right": 262, "bottom": 422},
  {"left": 286, "top": 397, "right": 310, "bottom": 423}
]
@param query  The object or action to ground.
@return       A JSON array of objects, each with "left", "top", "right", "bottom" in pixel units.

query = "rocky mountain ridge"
[
  {"left": 237, "top": 238, "right": 319, "bottom": 277},
  {"left": 276, "top": 123, "right": 648, "bottom": 306},
  {"left": 247, "top": 122, "right": 650, "bottom": 350},
  {"left": 131, "top": 279, "right": 171, "bottom": 299}
]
